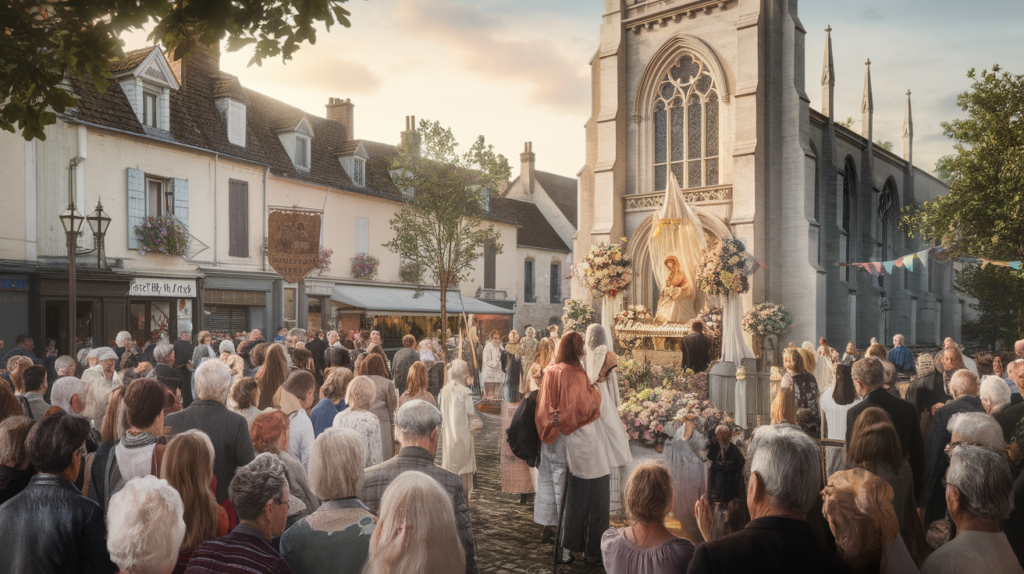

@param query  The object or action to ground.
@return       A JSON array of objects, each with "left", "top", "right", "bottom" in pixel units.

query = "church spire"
[
  {"left": 903, "top": 90, "right": 914, "bottom": 163},
  {"left": 861, "top": 59, "right": 873, "bottom": 142},
  {"left": 822, "top": 25, "right": 835, "bottom": 119}
]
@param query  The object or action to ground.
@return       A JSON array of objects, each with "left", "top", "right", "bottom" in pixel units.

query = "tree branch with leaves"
[{"left": 384, "top": 119, "right": 511, "bottom": 339}]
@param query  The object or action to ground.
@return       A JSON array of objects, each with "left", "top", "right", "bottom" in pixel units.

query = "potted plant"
[
  {"left": 134, "top": 216, "right": 190, "bottom": 257},
  {"left": 350, "top": 252, "right": 380, "bottom": 280}
]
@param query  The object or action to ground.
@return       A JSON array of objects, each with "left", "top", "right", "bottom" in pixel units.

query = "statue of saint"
[{"left": 656, "top": 255, "right": 696, "bottom": 324}]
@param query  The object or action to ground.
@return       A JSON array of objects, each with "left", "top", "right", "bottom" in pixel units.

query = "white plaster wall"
[{"left": 515, "top": 246, "right": 570, "bottom": 332}]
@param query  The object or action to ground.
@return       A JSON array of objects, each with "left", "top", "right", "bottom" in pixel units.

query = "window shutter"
[
  {"left": 127, "top": 168, "right": 146, "bottom": 250},
  {"left": 228, "top": 179, "right": 249, "bottom": 257},
  {"left": 228, "top": 101, "right": 246, "bottom": 147},
  {"left": 355, "top": 217, "right": 369, "bottom": 255},
  {"left": 171, "top": 178, "right": 189, "bottom": 228},
  {"left": 483, "top": 241, "right": 495, "bottom": 290}
]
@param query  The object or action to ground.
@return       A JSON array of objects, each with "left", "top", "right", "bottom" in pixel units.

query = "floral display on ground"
[
  {"left": 696, "top": 238, "right": 754, "bottom": 297},
  {"left": 741, "top": 301, "right": 793, "bottom": 337},
  {"left": 574, "top": 241, "right": 633, "bottom": 298},
  {"left": 561, "top": 299, "right": 596, "bottom": 334},
  {"left": 134, "top": 215, "right": 191, "bottom": 257},
  {"left": 612, "top": 305, "right": 653, "bottom": 352},
  {"left": 350, "top": 252, "right": 380, "bottom": 280},
  {"left": 619, "top": 356, "right": 707, "bottom": 395},
  {"left": 619, "top": 387, "right": 735, "bottom": 447}
]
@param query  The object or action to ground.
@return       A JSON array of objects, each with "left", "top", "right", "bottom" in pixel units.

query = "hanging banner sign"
[{"left": 268, "top": 208, "right": 323, "bottom": 284}]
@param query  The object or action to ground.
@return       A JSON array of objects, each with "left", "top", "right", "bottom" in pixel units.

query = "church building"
[{"left": 575, "top": 0, "right": 967, "bottom": 348}]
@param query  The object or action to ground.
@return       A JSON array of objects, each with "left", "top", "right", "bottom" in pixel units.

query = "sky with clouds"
[{"left": 122, "top": 0, "right": 1024, "bottom": 180}]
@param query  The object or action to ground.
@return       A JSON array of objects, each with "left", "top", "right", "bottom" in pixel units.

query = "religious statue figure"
[{"left": 656, "top": 255, "right": 696, "bottom": 324}]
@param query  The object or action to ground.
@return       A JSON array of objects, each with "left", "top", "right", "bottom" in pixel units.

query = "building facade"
[
  {"left": 575, "top": 0, "right": 968, "bottom": 348},
  {"left": 0, "top": 45, "right": 517, "bottom": 352}
]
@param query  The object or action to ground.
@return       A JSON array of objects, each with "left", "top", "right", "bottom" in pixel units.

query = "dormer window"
[
  {"left": 336, "top": 141, "right": 369, "bottom": 187},
  {"left": 113, "top": 46, "right": 178, "bottom": 133},
  {"left": 215, "top": 96, "right": 247, "bottom": 147},
  {"left": 295, "top": 136, "right": 310, "bottom": 170},
  {"left": 353, "top": 158, "right": 365, "bottom": 187}
]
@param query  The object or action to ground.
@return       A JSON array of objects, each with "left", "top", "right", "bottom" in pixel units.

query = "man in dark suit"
[
  {"left": 845, "top": 357, "right": 925, "bottom": 497},
  {"left": 164, "top": 360, "right": 255, "bottom": 503},
  {"left": 172, "top": 331, "right": 194, "bottom": 368},
  {"left": 918, "top": 369, "right": 985, "bottom": 524},
  {"left": 687, "top": 424, "right": 855, "bottom": 574},
  {"left": 152, "top": 342, "right": 189, "bottom": 402},
  {"left": 680, "top": 321, "right": 713, "bottom": 372},
  {"left": 305, "top": 329, "right": 327, "bottom": 383}
]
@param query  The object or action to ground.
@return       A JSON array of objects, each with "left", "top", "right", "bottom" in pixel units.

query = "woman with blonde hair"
[
  {"left": 440, "top": 359, "right": 478, "bottom": 501},
  {"left": 311, "top": 367, "right": 352, "bottom": 438},
  {"left": 228, "top": 377, "right": 261, "bottom": 428},
  {"left": 255, "top": 343, "right": 289, "bottom": 409},
  {"left": 780, "top": 346, "right": 820, "bottom": 437},
  {"left": 362, "top": 470, "right": 466, "bottom": 574},
  {"left": 802, "top": 340, "right": 834, "bottom": 392},
  {"left": 333, "top": 376, "right": 384, "bottom": 467},
  {"left": 398, "top": 361, "right": 436, "bottom": 408},
  {"left": 5, "top": 355, "right": 33, "bottom": 395},
  {"left": 161, "top": 430, "right": 228, "bottom": 572}
]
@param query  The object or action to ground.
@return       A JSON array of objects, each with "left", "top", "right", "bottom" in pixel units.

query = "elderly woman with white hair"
[
  {"left": 218, "top": 340, "right": 243, "bottom": 379},
  {"left": 114, "top": 331, "right": 139, "bottom": 372},
  {"left": 362, "top": 470, "right": 466, "bottom": 574},
  {"left": 184, "top": 454, "right": 292, "bottom": 573},
  {"left": 280, "top": 428, "right": 376, "bottom": 574},
  {"left": 921, "top": 445, "right": 1021, "bottom": 573},
  {"left": 106, "top": 475, "right": 186, "bottom": 574},
  {"left": 333, "top": 376, "right": 384, "bottom": 468},
  {"left": 54, "top": 354, "right": 77, "bottom": 379},
  {"left": 164, "top": 360, "right": 256, "bottom": 504},
  {"left": 78, "top": 347, "right": 95, "bottom": 369},
  {"left": 51, "top": 376, "right": 88, "bottom": 415},
  {"left": 440, "top": 359, "right": 478, "bottom": 502},
  {"left": 981, "top": 374, "right": 1013, "bottom": 415},
  {"left": 82, "top": 347, "right": 121, "bottom": 429}
]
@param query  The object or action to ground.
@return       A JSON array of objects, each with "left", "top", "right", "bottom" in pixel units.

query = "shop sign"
[
  {"left": 128, "top": 278, "right": 197, "bottom": 298},
  {"left": 268, "top": 208, "right": 322, "bottom": 284}
]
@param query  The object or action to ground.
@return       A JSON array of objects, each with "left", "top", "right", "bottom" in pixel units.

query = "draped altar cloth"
[{"left": 650, "top": 175, "right": 705, "bottom": 325}]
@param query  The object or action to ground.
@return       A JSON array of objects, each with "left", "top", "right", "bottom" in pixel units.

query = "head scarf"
[{"left": 584, "top": 324, "right": 610, "bottom": 384}]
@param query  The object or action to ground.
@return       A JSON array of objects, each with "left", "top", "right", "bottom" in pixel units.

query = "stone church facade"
[{"left": 575, "top": 0, "right": 968, "bottom": 348}]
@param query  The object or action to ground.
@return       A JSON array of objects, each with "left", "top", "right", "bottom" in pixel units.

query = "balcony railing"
[{"left": 475, "top": 288, "right": 509, "bottom": 301}]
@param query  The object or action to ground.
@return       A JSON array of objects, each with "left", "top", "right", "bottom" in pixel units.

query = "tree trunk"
[{"left": 440, "top": 280, "right": 448, "bottom": 360}]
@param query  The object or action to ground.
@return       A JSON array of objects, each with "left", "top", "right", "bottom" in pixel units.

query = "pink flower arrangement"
[
  {"left": 134, "top": 216, "right": 190, "bottom": 257},
  {"left": 742, "top": 301, "right": 793, "bottom": 337},
  {"left": 350, "top": 252, "right": 380, "bottom": 280},
  {"left": 575, "top": 241, "right": 633, "bottom": 297}
]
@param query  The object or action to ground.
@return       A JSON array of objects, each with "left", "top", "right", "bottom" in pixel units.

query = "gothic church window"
[
  {"left": 841, "top": 158, "right": 857, "bottom": 282},
  {"left": 652, "top": 55, "right": 719, "bottom": 191},
  {"left": 878, "top": 178, "right": 899, "bottom": 288}
]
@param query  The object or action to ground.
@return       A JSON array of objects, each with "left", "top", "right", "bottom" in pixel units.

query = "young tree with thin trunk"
[{"left": 384, "top": 119, "right": 511, "bottom": 344}]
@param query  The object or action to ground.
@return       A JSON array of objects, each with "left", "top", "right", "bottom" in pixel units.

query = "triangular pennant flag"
[
  {"left": 883, "top": 261, "right": 896, "bottom": 274},
  {"left": 902, "top": 254, "right": 915, "bottom": 272},
  {"left": 870, "top": 262, "right": 884, "bottom": 275},
  {"left": 894, "top": 258, "right": 904, "bottom": 268},
  {"left": 917, "top": 249, "right": 930, "bottom": 269},
  {"left": 1011, "top": 262, "right": 1022, "bottom": 270}
]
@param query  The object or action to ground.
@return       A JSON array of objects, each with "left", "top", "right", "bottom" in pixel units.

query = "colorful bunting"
[{"left": 838, "top": 251, "right": 1024, "bottom": 276}]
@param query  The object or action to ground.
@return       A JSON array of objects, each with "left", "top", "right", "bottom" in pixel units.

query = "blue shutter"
[
  {"left": 127, "top": 168, "right": 146, "bottom": 250},
  {"left": 172, "top": 178, "right": 189, "bottom": 229}
]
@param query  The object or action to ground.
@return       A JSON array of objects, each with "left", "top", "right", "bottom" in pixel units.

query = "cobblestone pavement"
[{"left": 438, "top": 403, "right": 616, "bottom": 574}]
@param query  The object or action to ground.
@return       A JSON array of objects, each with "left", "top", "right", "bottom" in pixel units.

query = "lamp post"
[
  {"left": 86, "top": 200, "right": 111, "bottom": 268},
  {"left": 59, "top": 203, "right": 85, "bottom": 359}
]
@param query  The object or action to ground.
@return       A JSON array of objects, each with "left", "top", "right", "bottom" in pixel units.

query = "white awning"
[{"left": 330, "top": 284, "right": 514, "bottom": 316}]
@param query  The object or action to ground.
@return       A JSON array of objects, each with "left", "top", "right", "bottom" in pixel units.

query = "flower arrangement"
[
  {"left": 613, "top": 305, "right": 653, "bottom": 352},
  {"left": 681, "top": 393, "right": 737, "bottom": 442},
  {"left": 561, "top": 299, "right": 595, "bottom": 334},
  {"left": 696, "top": 238, "right": 753, "bottom": 298},
  {"left": 134, "top": 215, "right": 190, "bottom": 257},
  {"left": 399, "top": 260, "right": 423, "bottom": 284},
  {"left": 619, "top": 388, "right": 735, "bottom": 447},
  {"left": 618, "top": 356, "right": 709, "bottom": 396},
  {"left": 695, "top": 306, "right": 723, "bottom": 338},
  {"left": 742, "top": 301, "right": 793, "bottom": 337},
  {"left": 314, "top": 247, "right": 333, "bottom": 276},
  {"left": 575, "top": 241, "right": 633, "bottom": 298},
  {"left": 351, "top": 253, "right": 380, "bottom": 280}
]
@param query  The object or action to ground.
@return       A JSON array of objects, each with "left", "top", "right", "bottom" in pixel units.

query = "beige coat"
[{"left": 440, "top": 382, "right": 476, "bottom": 475}]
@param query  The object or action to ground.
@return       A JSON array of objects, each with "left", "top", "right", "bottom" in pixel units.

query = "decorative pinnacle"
[
  {"left": 825, "top": 25, "right": 832, "bottom": 33},
  {"left": 866, "top": 58, "right": 871, "bottom": 66}
]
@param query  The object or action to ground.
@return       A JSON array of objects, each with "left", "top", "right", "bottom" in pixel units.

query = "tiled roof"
[
  {"left": 534, "top": 170, "right": 578, "bottom": 225},
  {"left": 109, "top": 48, "right": 152, "bottom": 74},
  {"left": 489, "top": 198, "right": 570, "bottom": 252},
  {"left": 212, "top": 73, "right": 249, "bottom": 102}
]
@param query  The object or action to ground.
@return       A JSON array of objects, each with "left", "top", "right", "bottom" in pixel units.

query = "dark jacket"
[
  {"left": 996, "top": 402, "right": 1024, "bottom": 442},
  {"left": 707, "top": 441, "right": 745, "bottom": 505},
  {"left": 0, "top": 465, "right": 35, "bottom": 506},
  {"left": 173, "top": 340, "right": 195, "bottom": 368},
  {"left": 1001, "top": 466, "right": 1024, "bottom": 568},
  {"left": 846, "top": 386, "right": 925, "bottom": 496},
  {"left": 0, "top": 474, "right": 118, "bottom": 574},
  {"left": 918, "top": 395, "right": 985, "bottom": 513},
  {"left": 154, "top": 362, "right": 190, "bottom": 396},
  {"left": 390, "top": 347, "right": 421, "bottom": 396},
  {"left": 687, "top": 516, "right": 854, "bottom": 574},
  {"left": 906, "top": 370, "right": 952, "bottom": 419},
  {"left": 305, "top": 337, "right": 327, "bottom": 378},
  {"left": 165, "top": 400, "right": 256, "bottom": 503},
  {"left": 680, "top": 332, "right": 713, "bottom": 373}
]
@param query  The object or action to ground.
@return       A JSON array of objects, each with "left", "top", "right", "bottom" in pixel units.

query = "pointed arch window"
[
  {"left": 652, "top": 54, "right": 719, "bottom": 191},
  {"left": 841, "top": 158, "right": 857, "bottom": 282},
  {"left": 879, "top": 178, "right": 900, "bottom": 288}
]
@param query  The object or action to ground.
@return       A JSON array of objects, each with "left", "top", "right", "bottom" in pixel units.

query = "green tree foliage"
[
  {"left": 1, "top": 0, "right": 352, "bottom": 141},
  {"left": 838, "top": 117, "right": 855, "bottom": 129},
  {"left": 384, "top": 120, "right": 511, "bottom": 336},
  {"left": 902, "top": 66, "right": 1024, "bottom": 345},
  {"left": 875, "top": 140, "right": 894, "bottom": 151}
]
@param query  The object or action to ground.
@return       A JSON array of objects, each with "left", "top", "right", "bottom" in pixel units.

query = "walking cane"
[{"left": 553, "top": 470, "right": 571, "bottom": 573}]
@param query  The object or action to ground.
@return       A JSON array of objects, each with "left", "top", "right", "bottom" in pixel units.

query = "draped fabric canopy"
[{"left": 650, "top": 174, "right": 705, "bottom": 324}]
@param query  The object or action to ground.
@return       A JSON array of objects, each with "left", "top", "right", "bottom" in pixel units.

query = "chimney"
[
  {"left": 171, "top": 43, "right": 220, "bottom": 88},
  {"left": 400, "top": 116, "right": 421, "bottom": 156},
  {"left": 325, "top": 97, "right": 355, "bottom": 139},
  {"left": 520, "top": 142, "right": 536, "bottom": 195}
]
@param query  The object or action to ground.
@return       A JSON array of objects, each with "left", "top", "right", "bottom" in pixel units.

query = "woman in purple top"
[{"left": 601, "top": 460, "right": 695, "bottom": 573}]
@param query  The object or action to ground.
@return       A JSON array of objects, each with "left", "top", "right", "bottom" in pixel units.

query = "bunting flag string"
[{"left": 837, "top": 246, "right": 1023, "bottom": 276}]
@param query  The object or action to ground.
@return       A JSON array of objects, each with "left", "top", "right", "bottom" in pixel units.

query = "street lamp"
[
  {"left": 86, "top": 200, "right": 111, "bottom": 268},
  {"left": 59, "top": 202, "right": 85, "bottom": 359}
]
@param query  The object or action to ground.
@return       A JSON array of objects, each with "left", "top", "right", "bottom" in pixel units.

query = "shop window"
[
  {"left": 524, "top": 260, "right": 535, "bottom": 303},
  {"left": 204, "top": 306, "right": 248, "bottom": 333}
]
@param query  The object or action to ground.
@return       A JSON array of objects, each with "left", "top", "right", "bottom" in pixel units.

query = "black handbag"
[{"left": 506, "top": 390, "right": 541, "bottom": 467}]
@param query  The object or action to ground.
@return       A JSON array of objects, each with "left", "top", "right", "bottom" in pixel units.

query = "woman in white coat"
[
  {"left": 440, "top": 359, "right": 478, "bottom": 501},
  {"left": 480, "top": 330, "right": 505, "bottom": 401},
  {"left": 583, "top": 324, "right": 632, "bottom": 514}
]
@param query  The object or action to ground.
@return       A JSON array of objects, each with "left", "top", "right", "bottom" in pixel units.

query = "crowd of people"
[{"left": 5, "top": 323, "right": 1024, "bottom": 574}]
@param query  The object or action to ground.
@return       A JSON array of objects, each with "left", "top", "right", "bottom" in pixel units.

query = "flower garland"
[
  {"left": 134, "top": 215, "right": 190, "bottom": 257},
  {"left": 696, "top": 238, "right": 753, "bottom": 298},
  {"left": 741, "top": 301, "right": 793, "bottom": 338},
  {"left": 574, "top": 241, "right": 633, "bottom": 298},
  {"left": 350, "top": 253, "right": 380, "bottom": 280},
  {"left": 561, "top": 299, "right": 595, "bottom": 334}
]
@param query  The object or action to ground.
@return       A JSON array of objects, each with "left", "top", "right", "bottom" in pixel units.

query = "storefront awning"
[{"left": 331, "top": 285, "right": 515, "bottom": 316}]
